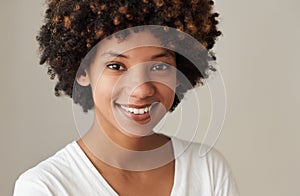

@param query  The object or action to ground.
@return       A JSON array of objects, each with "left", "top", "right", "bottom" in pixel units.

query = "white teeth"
[
  {"left": 133, "top": 108, "right": 139, "bottom": 114},
  {"left": 139, "top": 109, "right": 145, "bottom": 114},
  {"left": 120, "top": 105, "right": 151, "bottom": 115}
]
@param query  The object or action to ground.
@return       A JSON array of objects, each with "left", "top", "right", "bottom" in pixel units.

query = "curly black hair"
[{"left": 37, "top": 0, "right": 221, "bottom": 112}]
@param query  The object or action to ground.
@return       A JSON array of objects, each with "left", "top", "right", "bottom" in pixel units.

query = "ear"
[{"left": 76, "top": 70, "right": 90, "bottom": 87}]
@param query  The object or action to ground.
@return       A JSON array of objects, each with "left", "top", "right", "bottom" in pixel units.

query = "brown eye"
[{"left": 107, "top": 63, "right": 126, "bottom": 71}]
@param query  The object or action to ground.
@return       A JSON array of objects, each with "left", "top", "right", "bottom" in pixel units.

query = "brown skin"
[
  {"left": 77, "top": 137, "right": 174, "bottom": 196},
  {"left": 77, "top": 116, "right": 175, "bottom": 195}
]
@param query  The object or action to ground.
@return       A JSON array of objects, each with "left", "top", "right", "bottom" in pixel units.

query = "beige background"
[{"left": 1, "top": 0, "right": 299, "bottom": 195}]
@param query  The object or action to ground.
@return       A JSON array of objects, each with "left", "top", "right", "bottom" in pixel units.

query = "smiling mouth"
[
  {"left": 119, "top": 105, "right": 151, "bottom": 115},
  {"left": 116, "top": 103, "right": 156, "bottom": 122}
]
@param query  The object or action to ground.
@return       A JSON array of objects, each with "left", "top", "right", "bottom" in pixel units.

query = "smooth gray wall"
[{"left": 1, "top": 1, "right": 299, "bottom": 195}]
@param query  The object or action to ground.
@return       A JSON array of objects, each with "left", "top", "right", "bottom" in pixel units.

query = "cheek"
[
  {"left": 158, "top": 84, "right": 176, "bottom": 108},
  {"left": 152, "top": 72, "right": 177, "bottom": 90},
  {"left": 92, "top": 77, "right": 118, "bottom": 104}
]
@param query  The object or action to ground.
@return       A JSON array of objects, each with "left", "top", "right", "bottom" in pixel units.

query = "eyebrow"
[
  {"left": 101, "top": 51, "right": 128, "bottom": 58},
  {"left": 100, "top": 50, "right": 175, "bottom": 59}
]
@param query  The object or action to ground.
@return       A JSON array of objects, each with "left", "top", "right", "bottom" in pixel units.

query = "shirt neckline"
[{"left": 71, "top": 137, "right": 184, "bottom": 195}]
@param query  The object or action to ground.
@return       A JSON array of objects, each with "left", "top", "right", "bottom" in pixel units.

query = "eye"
[
  {"left": 151, "top": 63, "right": 170, "bottom": 71},
  {"left": 107, "top": 63, "right": 126, "bottom": 71}
]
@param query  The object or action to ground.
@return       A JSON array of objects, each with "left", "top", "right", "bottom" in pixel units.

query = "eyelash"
[
  {"left": 106, "top": 62, "right": 171, "bottom": 71},
  {"left": 107, "top": 63, "right": 126, "bottom": 71},
  {"left": 151, "top": 63, "right": 170, "bottom": 71}
]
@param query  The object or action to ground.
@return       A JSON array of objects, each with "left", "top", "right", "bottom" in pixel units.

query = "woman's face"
[{"left": 78, "top": 30, "right": 177, "bottom": 137}]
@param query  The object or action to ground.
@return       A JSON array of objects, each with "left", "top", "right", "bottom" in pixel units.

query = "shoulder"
[
  {"left": 172, "top": 137, "right": 230, "bottom": 169},
  {"left": 172, "top": 137, "right": 239, "bottom": 195},
  {"left": 14, "top": 142, "right": 79, "bottom": 195},
  {"left": 19, "top": 141, "right": 77, "bottom": 178}
]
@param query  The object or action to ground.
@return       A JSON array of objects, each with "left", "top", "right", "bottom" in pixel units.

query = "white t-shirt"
[{"left": 14, "top": 137, "right": 239, "bottom": 196}]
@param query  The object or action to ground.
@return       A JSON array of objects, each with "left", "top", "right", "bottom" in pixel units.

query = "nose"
[
  {"left": 129, "top": 82, "right": 155, "bottom": 99},
  {"left": 125, "top": 65, "right": 155, "bottom": 99}
]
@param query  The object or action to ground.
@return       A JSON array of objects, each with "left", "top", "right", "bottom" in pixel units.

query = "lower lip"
[{"left": 116, "top": 104, "right": 152, "bottom": 122}]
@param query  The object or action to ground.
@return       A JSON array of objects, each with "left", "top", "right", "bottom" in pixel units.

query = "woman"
[{"left": 14, "top": 0, "right": 239, "bottom": 195}]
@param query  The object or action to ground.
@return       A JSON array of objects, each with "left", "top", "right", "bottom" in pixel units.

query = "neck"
[{"left": 78, "top": 119, "right": 174, "bottom": 171}]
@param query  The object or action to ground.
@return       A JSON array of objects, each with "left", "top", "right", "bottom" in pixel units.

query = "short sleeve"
[
  {"left": 204, "top": 146, "right": 240, "bottom": 196},
  {"left": 215, "top": 172, "right": 239, "bottom": 196},
  {"left": 13, "top": 172, "right": 52, "bottom": 196}
]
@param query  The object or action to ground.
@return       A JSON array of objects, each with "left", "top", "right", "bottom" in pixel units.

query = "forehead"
[{"left": 96, "top": 30, "right": 163, "bottom": 56}]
